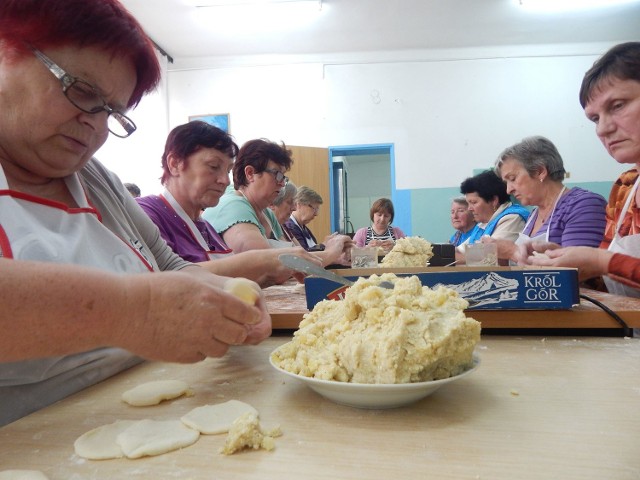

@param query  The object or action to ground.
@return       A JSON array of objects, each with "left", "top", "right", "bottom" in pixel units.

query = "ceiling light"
[{"left": 517, "top": 0, "right": 640, "bottom": 12}]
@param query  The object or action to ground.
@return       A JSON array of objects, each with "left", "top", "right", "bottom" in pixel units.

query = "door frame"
[{"left": 327, "top": 143, "right": 411, "bottom": 235}]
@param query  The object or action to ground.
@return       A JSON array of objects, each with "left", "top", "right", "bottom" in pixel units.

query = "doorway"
[{"left": 328, "top": 144, "right": 411, "bottom": 237}]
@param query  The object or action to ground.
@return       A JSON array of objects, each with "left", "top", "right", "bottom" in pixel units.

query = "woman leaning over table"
[
  {"left": 137, "top": 121, "right": 319, "bottom": 287},
  {"left": 0, "top": 0, "right": 270, "bottom": 426},
  {"left": 203, "top": 139, "right": 352, "bottom": 266},
  {"left": 485, "top": 135, "right": 607, "bottom": 264},
  {"left": 285, "top": 186, "right": 337, "bottom": 252},
  {"left": 456, "top": 170, "right": 529, "bottom": 264},
  {"left": 353, "top": 198, "right": 406, "bottom": 254},
  {"left": 530, "top": 42, "right": 640, "bottom": 295}
]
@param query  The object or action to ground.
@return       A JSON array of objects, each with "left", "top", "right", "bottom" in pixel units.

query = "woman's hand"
[
  {"left": 480, "top": 236, "right": 517, "bottom": 262},
  {"left": 527, "top": 245, "right": 613, "bottom": 281},
  {"left": 515, "top": 241, "right": 561, "bottom": 265},
  {"left": 119, "top": 269, "right": 271, "bottom": 363}
]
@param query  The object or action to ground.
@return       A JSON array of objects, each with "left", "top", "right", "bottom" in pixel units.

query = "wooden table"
[
  {"left": 1, "top": 335, "right": 639, "bottom": 479},
  {"left": 265, "top": 283, "right": 640, "bottom": 330}
]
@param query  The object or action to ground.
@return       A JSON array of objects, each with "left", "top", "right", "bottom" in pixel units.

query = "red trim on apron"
[{"left": 0, "top": 225, "right": 13, "bottom": 258}]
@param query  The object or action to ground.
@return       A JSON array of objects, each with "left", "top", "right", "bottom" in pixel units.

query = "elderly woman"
[
  {"left": 203, "top": 139, "right": 351, "bottom": 265},
  {"left": 137, "top": 122, "right": 318, "bottom": 287},
  {"left": 269, "top": 181, "right": 298, "bottom": 244},
  {"left": 489, "top": 136, "right": 607, "bottom": 263},
  {"left": 449, "top": 197, "right": 477, "bottom": 247},
  {"left": 0, "top": 0, "right": 269, "bottom": 426},
  {"left": 353, "top": 198, "right": 406, "bottom": 254},
  {"left": 530, "top": 42, "right": 640, "bottom": 296},
  {"left": 285, "top": 186, "right": 327, "bottom": 251},
  {"left": 203, "top": 139, "right": 294, "bottom": 250}
]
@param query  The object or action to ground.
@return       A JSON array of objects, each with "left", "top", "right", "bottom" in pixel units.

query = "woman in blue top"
[
  {"left": 459, "top": 169, "right": 530, "bottom": 244},
  {"left": 449, "top": 197, "right": 477, "bottom": 247}
]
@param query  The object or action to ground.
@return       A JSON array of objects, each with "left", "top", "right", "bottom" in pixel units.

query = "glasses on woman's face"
[
  {"left": 306, "top": 204, "right": 320, "bottom": 214},
  {"left": 263, "top": 167, "right": 289, "bottom": 185},
  {"left": 31, "top": 48, "right": 136, "bottom": 138}
]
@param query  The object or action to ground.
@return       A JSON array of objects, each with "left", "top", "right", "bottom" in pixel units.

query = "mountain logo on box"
[{"left": 434, "top": 272, "right": 519, "bottom": 307}]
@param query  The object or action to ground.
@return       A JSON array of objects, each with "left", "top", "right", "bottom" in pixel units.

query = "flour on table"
[
  {"left": 116, "top": 419, "right": 200, "bottom": 459},
  {"left": 0, "top": 471, "right": 49, "bottom": 480},
  {"left": 181, "top": 400, "right": 258, "bottom": 434},
  {"left": 74, "top": 420, "right": 137, "bottom": 460},
  {"left": 121, "top": 380, "right": 193, "bottom": 406},
  {"left": 220, "top": 412, "right": 282, "bottom": 455}
]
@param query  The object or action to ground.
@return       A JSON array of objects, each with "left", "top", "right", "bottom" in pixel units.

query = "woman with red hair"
[{"left": 0, "top": 0, "right": 270, "bottom": 426}]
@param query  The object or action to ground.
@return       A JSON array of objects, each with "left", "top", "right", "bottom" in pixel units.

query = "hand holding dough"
[{"left": 224, "top": 278, "right": 261, "bottom": 305}]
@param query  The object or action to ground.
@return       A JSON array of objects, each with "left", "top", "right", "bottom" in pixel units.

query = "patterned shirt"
[{"left": 602, "top": 169, "right": 640, "bottom": 249}]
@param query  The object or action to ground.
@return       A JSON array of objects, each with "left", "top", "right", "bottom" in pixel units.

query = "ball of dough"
[{"left": 224, "top": 278, "right": 260, "bottom": 305}]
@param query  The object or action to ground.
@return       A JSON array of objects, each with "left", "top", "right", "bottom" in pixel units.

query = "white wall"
[
  {"left": 96, "top": 43, "right": 629, "bottom": 199},
  {"left": 94, "top": 53, "right": 169, "bottom": 196}
]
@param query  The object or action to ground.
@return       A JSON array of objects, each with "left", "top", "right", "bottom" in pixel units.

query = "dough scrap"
[
  {"left": 0, "top": 471, "right": 49, "bottom": 480},
  {"left": 121, "top": 380, "right": 193, "bottom": 406},
  {"left": 181, "top": 400, "right": 258, "bottom": 434},
  {"left": 74, "top": 420, "right": 137, "bottom": 460},
  {"left": 116, "top": 419, "right": 200, "bottom": 459},
  {"left": 220, "top": 412, "right": 282, "bottom": 455},
  {"left": 224, "top": 277, "right": 261, "bottom": 305}
]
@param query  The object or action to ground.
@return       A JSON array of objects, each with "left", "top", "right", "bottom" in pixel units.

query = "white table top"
[{"left": 1, "top": 334, "right": 639, "bottom": 479}]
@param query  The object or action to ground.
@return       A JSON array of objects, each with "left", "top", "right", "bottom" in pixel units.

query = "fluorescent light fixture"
[{"left": 517, "top": 0, "right": 640, "bottom": 12}]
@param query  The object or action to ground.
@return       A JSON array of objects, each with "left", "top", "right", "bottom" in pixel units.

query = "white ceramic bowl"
[{"left": 270, "top": 353, "right": 480, "bottom": 409}]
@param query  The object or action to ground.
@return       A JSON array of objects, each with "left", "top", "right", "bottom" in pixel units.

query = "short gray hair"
[
  {"left": 452, "top": 196, "right": 468, "bottom": 207},
  {"left": 495, "top": 135, "right": 566, "bottom": 182},
  {"left": 294, "top": 186, "right": 323, "bottom": 205},
  {"left": 272, "top": 182, "right": 297, "bottom": 206}
]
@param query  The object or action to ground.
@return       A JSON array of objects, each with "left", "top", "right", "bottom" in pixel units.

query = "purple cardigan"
[
  {"left": 137, "top": 195, "right": 230, "bottom": 263},
  {"left": 521, "top": 187, "right": 606, "bottom": 247}
]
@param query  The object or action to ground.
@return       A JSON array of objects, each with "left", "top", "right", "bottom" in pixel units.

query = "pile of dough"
[
  {"left": 121, "top": 380, "right": 193, "bottom": 406},
  {"left": 380, "top": 236, "right": 433, "bottom": 267},
  {"left": 271, "top": 273, "right": 480, "bottom": 384},
  {"left": 220, "top": 412, "right": 282, "bottom": 455}
]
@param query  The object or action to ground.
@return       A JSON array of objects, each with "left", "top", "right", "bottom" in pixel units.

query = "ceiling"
[{"left": 120, "top": 0, "right": 640, "bottom": 68}]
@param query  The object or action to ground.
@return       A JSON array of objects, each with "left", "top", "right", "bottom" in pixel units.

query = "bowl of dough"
[{"left": 270, "top": 273, "right": 481, "bottom": 409}]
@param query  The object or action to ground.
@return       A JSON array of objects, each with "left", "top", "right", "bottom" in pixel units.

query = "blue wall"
[{"left": 409, "top": 181, "right": 612, "bottom": 244}]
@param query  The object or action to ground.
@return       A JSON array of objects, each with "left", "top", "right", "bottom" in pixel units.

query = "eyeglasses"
[
  {"left": 263, "top": 167, "right": 289, "bottom": 185},
  {"left": 31, "top": 48, "right": 136, "bottom": 138},
  {"left": 305, "top": 204, "right": 320, "bottom": 214}
]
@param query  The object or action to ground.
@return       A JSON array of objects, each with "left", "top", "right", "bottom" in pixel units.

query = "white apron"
[
  {"left": 160, "top": 189, "right": 232, "bottom": 260},
  {"left": 603, "top": 176, "right": 640, "bottom": 298},
  {"left": 516, "top": 186, "right": 567, "bottom": 247},
  {"left": 0, "top": 164, "right": 151, "bottom": 425}
]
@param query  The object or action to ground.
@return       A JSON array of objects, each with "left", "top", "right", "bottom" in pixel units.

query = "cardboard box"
[{"left": 304, "top": 266, "right": 580, "bottom": 311}]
